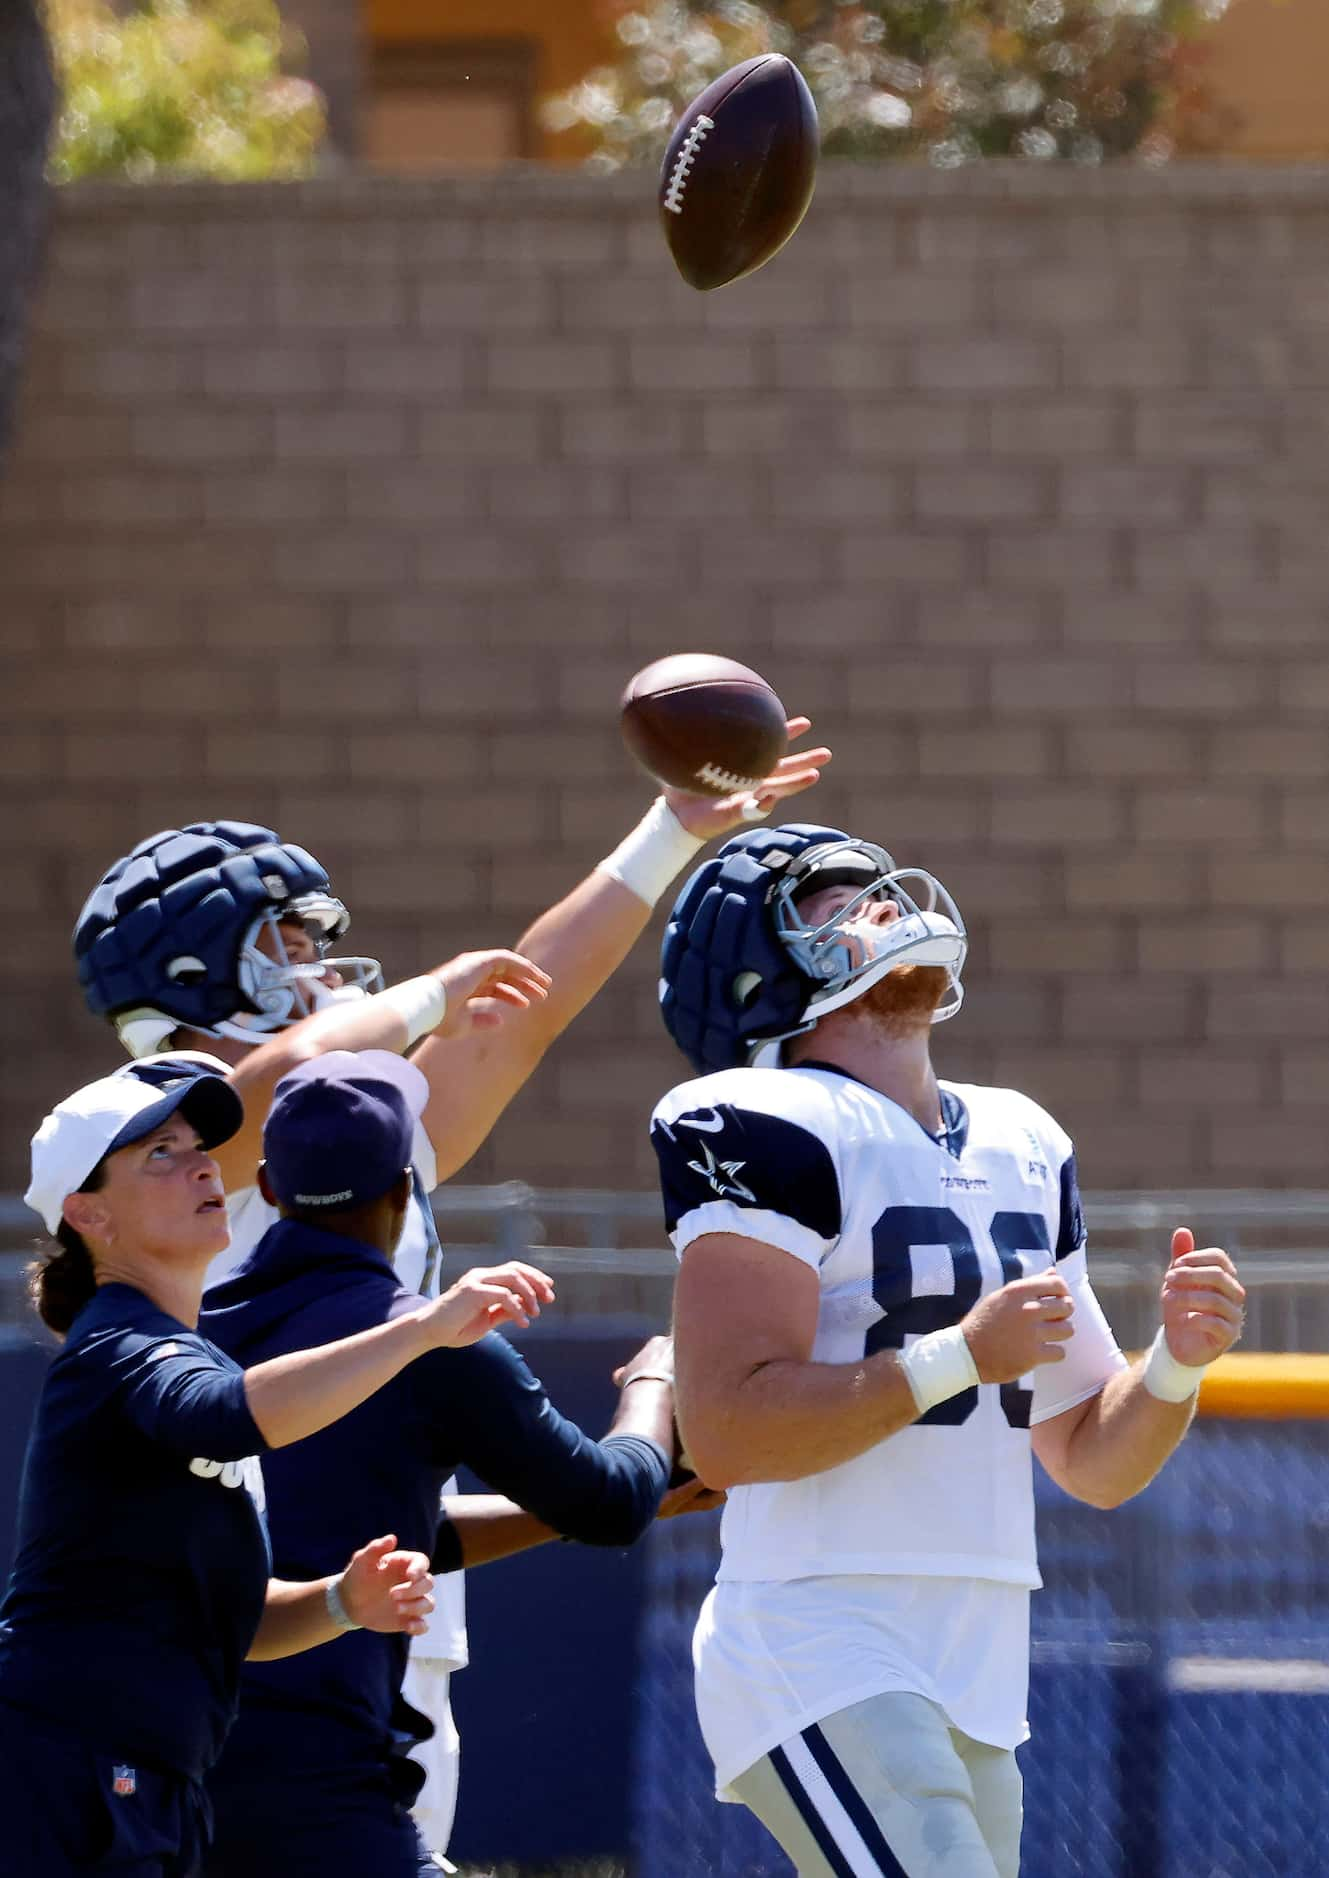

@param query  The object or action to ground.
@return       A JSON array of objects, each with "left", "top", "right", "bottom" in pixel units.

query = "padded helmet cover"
[
  {"left": 660, "top": 822, "right": 854, "bottom": 1077},
  {"left": 75, "top": 820, "right": 337, "bottom": 1033}
]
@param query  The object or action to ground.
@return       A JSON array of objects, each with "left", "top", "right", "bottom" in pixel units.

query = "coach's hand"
[
  {"left": 426, "top": 1260, "right": 556, "bottom": 1346},
  {"left": 338, "top": 1536, "right": 435, "bottom": 1635},
  {"left": 612, "top": 1332, "right": 675, "bottom": 1391},
  {"left": 1159, "top": 1227, "right": 1245, "bottom": 1368},
  {"left": 961, "top": 1273, "right": 1075, "bottom": 1384}
]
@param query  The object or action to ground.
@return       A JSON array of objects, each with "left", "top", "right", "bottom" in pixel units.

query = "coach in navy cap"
[
  {"left": 261, "top": 1051, "right": 422, "bottom": 1218},
  {"left": 200, "top": 1051, "right": 682, "bottom": 1878}
]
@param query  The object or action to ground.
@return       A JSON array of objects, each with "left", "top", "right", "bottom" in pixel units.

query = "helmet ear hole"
[
  {"left": 731, "top": 970, "right": 763, "bottom": 1011},
  {"left": 165, "top": 956, "right": 207, "bottom": 983}
]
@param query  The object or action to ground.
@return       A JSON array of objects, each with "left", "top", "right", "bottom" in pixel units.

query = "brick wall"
[{"left": 3, "top": 164, "right": 1328, "bottom": 1202}]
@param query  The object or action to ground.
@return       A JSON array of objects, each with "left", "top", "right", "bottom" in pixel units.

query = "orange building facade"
[{"left": 354, "top": 0, "right": 1329, "bottom": 168}]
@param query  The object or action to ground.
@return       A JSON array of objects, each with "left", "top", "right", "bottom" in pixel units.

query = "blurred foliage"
[
  {"left": 544, "top": 0, "right": 1238, "bottom": 169},
  {"left": 47, "top": 0, "right": 326, "bottom": 181}
]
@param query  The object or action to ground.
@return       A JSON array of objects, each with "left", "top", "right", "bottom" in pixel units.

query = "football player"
[
  {"left": 70, "top": 729, "right": 828, "bottom": 1862},
  {"left": 651, "top": 822, "right": 1246, "bottom": 1878}
]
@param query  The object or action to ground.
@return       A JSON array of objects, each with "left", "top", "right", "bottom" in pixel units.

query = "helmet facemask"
[
  {"left": 229, "top": 902, "right": 384, "bottom": 1038},
  {"left": 770, "top": 839, "right": 968, "bottom": 1035}
]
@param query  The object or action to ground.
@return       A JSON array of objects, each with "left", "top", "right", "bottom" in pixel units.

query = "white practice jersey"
[
  {"left": 651, "top": 1064, "right": 1127, "bottom": 1593},
  {"left": 210, "top": 1118, "right": 468, "bottom": 1671}
]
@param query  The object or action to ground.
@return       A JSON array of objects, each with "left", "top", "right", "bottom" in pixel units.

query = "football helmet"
[
  {"left": 74, "top": 820, "right": 384, "bottom": 1058},
  {"left": 660, "top": 822, "right": 967, "bottom": 1075}
]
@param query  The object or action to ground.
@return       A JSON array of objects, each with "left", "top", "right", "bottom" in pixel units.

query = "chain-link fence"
[
  {"left": 3, "top": 1189, "right": 1327, "bottom": 1875},
  {"left": 634, "top": 1419, "right": 1329, "bottom": 1878},
  {"left": 6, "top": 1184, "right": 1329, "bottom": 1351}
]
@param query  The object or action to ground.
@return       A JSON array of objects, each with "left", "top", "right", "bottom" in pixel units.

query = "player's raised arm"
[
  {"left": 1031, "top": 1227, "right": 1245, "bottom": 1508},
  {"left": 210, "top": 946, "right": 552, "bottom": 1187},
  {"left": 413, "top": 713, "right": 830, "bottom": 1182}
]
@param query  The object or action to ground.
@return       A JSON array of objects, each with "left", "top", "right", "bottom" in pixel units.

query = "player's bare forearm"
[
  {"left": 439, "top": 1496, "right": 560, "bottom": 1569},
  {"left": 416, "top": 870, "right": 651, "bottom": 1181},
  {"left": 679, "top": 1351, "right": 921, "bottom": 1489},
  {"left": 1031, "top": 1363, "right": 1194, "bottom": 1510}
]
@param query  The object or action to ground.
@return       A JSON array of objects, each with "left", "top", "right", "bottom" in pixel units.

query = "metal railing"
[{"left": 4, "top": 1187, "right": 1329, "bottom": 1351}]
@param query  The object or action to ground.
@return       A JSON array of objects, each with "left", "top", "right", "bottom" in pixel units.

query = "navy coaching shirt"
[
  {"left": 0, "top": 1285, "right": 270, "bottom": 1780},
  {"left": 200, "top": 1218, "right": 668, "bottom": 1767}
]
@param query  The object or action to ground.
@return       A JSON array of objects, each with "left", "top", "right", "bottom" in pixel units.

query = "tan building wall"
[
  {"left": 3, "top": 164, "right": 1329, "bottom": 1202},
  {"left": 286, "top": 0, "right": 1329, "bottom": 165},
  {"left": 1207, "top": 0, "right": 1329, "bottom": 158}
]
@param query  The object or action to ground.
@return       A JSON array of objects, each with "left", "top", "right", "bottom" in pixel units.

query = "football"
[
  {"left": 658, "top": 54, "right": 818, "bottom": 292},
  {"left": 620, "top": 654, "right": 788, "bottom": 797}
]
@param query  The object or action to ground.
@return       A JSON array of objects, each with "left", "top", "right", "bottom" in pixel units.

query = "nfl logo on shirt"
[{"left": 112, "top": 1765, "right": 137, "bottom": 1797}]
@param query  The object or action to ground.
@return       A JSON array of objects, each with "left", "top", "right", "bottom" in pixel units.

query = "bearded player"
[
  {"left": 650, "top": 822, "right": 1245, "bottom": 1877},
  {"left": 70, "top": 724, "right": 828, "bottom": 1861}
]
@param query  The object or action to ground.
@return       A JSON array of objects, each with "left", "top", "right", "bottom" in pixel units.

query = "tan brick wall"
[{"left": 3, "top": 165, "right": 1328, "bottom": 1201}]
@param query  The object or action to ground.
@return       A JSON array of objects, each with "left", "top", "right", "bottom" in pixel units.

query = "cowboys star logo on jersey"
[
  {"left": 650, "top": 1063, "right": 1127, "bottom": 1591},
  {"left": 686, "top": 1140, "right": 756, "bottom": 1204}
]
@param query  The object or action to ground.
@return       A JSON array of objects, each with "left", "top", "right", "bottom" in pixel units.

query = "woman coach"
[{"left": 0, "top": 1055, "right": 552, "bottom": 1877}]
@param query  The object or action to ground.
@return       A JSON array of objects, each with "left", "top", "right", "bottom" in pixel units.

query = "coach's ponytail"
[{"left": 27, "top": 1161, "right": 105, "bottom": 1337}]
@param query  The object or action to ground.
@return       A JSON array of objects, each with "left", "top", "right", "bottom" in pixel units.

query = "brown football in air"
[
  {"left": 658, "top": 54, "right": 819, "bottom": 292},
  {"left": 620, "top": 654, "right": 788, "bottom": 796}
]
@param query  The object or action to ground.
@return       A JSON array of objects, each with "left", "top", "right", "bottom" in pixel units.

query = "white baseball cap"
[{"left": 25, "top": 1060, "right": 244, "bottom": 1236}]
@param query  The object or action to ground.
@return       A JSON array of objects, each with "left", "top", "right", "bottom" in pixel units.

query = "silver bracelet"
[
  {"left": 325, "top": 1573, "right": 362, "bottom": 1633},
  {"left": 622, "top": 1370, "right": 674, "bottom": 1387}
]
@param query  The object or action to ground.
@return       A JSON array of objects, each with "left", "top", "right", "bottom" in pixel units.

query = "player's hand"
[
  {"left": 961, "top": 1273, "right": 1075, "bottom": 1384},
  {"left": 338, "top": 1536, "right": 435, "bottom": 1636},
  {"left": 431, "top": 950, "right": 552, "bottom": 1038},
  {"left": 656, "top": 1473, "right": 727, "bottom": 1520},
  {"left": 1159, "top": 1227, "right": 1245, "bottom": 1367},
  {"left": 664, "top": 717, "right": 832, "bottom": 838},
  {"left": 424, "top": 1260, "right": 556, "bottom": 1346},
  {"left": 612, "top": 1333, "right": 675, "bottom": 1391}
]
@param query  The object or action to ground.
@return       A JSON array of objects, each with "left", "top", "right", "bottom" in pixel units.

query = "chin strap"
[{"left": 115, "top": 1008, "right": 183, "bottom": 1059}]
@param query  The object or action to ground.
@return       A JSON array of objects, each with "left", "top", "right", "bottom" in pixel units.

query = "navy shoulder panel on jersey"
[
  {"left": 651, "top": 1100, "right": 841, "bottom": 1240},
  {"left": 1057, "top": 1152, "right": 1085, "bottom": 1259}
]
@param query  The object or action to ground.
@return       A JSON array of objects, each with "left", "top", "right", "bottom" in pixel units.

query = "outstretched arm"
[
  {"left": 244, "top": 1262, "right": 554, "bottom": 1448},
  {"left": 434, "top": 1473, "right": 726, "bottom": 1572},
  {"left": 416, "top": 720, "right": 831, "bottom": 1181},
  {"left": 1032, "top": 1230, "right": 1245, "bottom": 1509},
  {"left": 207, "top": 949, "right": 550, "bottom": 1189}
]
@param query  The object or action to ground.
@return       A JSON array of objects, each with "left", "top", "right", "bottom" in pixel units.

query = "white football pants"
[{"left": 730, "top": 1690, "right": 1023, "bottom": 1878}]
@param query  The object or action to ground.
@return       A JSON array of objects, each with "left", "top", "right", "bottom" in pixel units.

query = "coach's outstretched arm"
[
  {"left": 1030, "top": 1228, "right": 1244, "bottom": 1510},
  {"left": 414, "top": 718, "right": 830, "bottom": 1182},
  {"left": 673, "top": 1232, "right": 1075, "bottom": 1490}
]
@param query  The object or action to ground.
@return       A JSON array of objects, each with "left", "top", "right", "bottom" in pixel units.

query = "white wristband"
[
  {"left": 898, "top": 1325, "right": 980, "bottom": 1415},
  {"left": 1142, "top": 1327, "right": 1209, "bottom": 1403},
  {"left": 377, "top": 974, "right": 448, "bottom": 1047},
  {"left": 621, "top": 1370, "right": 674, "bottom": 1388},
  {"left": 325, "top": 1573, "right": 361, "bottom": 1633},
  {"left": 595, "top": 798, "right": 706, "bottom": 909}
]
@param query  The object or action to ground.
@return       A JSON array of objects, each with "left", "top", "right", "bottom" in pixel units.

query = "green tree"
[
  {"left": 545, "top": 0, "right": 1237, "bottom": 168},
  {"left": 48, "top": 0, "right": 325, "bottom": 183},
  {"left": 0, "top": 0, "right": 56, "bottom": 465}
]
